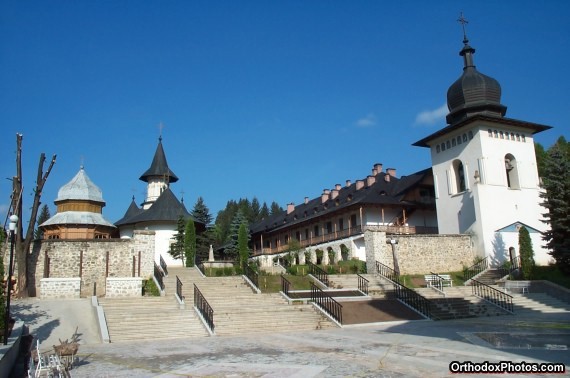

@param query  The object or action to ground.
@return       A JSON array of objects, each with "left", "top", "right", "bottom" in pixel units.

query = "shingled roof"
[
  {"left": 139, "top": 137, "right": 179, "bottom": 183},
  {"left": 115, "top": 188, "right": 201, "bottom": 226},
  {"left": 250, "top": 168, "right": 433, "bottom": 234}
]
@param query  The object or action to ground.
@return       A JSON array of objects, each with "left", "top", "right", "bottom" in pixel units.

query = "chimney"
[
  {"left": 386, "top": 168, "right": 396, "bottom": 177},
  {"left": 366, "top": 175, "right": 376, "bottom": 187},
  {"left": 346, "top": 180, "right": 351, "bottom": 187},
  {"left": 331, "top": 189, "right": 339, "bottom": 199},
  {"left": 287, "top": 203, "right": 295, "bottom": 214},
  {"left": 374, "top": 163, "right": 383, "bottom": 173},
  {"left": 356, "top": 180, "right": 365, "bottom": 190},
  {"left": 304, "top": 196, "right": 309, "bottom": 204},
  {"left": 321, "top": 189, "right": 330, "bottom": 203},
  {"left": 335, "top": 183, "right": 341, "bottom": 191}
]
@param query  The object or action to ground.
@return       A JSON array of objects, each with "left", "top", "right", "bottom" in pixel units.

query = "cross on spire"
[
  {"left": 158, "top": 122, "right": 165, "bottom": 141},
  {"left": 457, "top": 12, "right": 469, "bottom": 44}
]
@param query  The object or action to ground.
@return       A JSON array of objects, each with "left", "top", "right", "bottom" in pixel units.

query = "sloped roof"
[
  {"left": 495, "top": 221, "right": 541, "bottom": 234},
  {"left": 139, "top": 137, "right": 179, "bottom": 183},
  {"left": 55, "top": 167, "right": 105, "bottom": 203},
  {"left": 40, "top": 211, "right": 116, "bottom": 228},
  {"left": 250, "top": 168, "right": 433, "bottom": 234},
  {"left": 115, "top": 188, "right": 200, "bottom": 226}
]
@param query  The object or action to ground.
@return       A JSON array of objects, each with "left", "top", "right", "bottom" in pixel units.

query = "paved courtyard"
[{"left": 11, "top": 298, "right": 570, "bottom": 377}]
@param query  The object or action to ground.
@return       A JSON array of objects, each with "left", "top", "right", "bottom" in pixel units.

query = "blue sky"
[{"left": 1, "top": 1, "right": 569, "bottom": 231}]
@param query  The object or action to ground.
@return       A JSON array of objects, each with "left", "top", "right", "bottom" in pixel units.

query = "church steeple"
[
  {"left": 140, "top": 136, "right": 179, "bottom": 209},
  {"left": 446, "top": 13, "right": 507, "bottom": 125}
]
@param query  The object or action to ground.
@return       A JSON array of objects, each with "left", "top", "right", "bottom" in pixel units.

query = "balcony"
[{"left": 254, "top": 225, "right": 438, "bottom": 255}]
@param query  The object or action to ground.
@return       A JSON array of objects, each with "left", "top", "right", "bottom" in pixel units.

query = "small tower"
[
  {"left": 139, "top": 136, "right": 179, "bottom": 209},
  {"left": 40, "top": 166, "right": 116, "bottom": 239},
  {"left": 413, "top": 17, "right": 552, "bottom": 265}
]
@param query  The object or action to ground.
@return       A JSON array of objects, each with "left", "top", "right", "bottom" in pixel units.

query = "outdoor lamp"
[{"left": 4, "top": 214, "right": 18, "bottom": 345}]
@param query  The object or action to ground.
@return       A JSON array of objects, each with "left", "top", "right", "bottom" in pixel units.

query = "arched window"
[
  {"left": 452, "top": 159, "right": 466, "bottom": 193},
  {"left": 505, "top": 153, "right": 520, "bottom": 189}
]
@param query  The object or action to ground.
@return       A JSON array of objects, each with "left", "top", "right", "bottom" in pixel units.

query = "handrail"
[
  {"left": 244, "top": 264, "right": 259, "bottom": 290},
  {"left": 195, "top": 256, "right": 206, "bottom": 276},
  {"left": 393, "top": 282, "right": 433, "bottom": 319},
  {"left": 471, "top": 279, "right": 514, "bottom": 313},
  {"left": 154, "top": 263, "right": 165, "bottom": 291},
  {"left": 375, "top": 261, "right": 400, "bottom": 284},
  {"left": 281, "top": 274, "right": 291, "bottom": 297},
  {"left": 428, "top": 272, "right": 446, "bottom": 290},
  {"left": 176, "top": 275, "right": 184, "bottom": 301},
  {"left": 194, "top": 284, "right": 214, "bottom": 332},
  {"left": 464, "top": 257, "right": 488, "bottom": 282},
  {"left": 310, "top": 282, "right": 342, "bottom": 324},
  {"left": 160, "top": 255, "right": 168, "bottom": 277},
  {"left": 307, "top": 261, "right": 329, "bottom": 287},
  {"left": 357, "top": 274, "right": 369, "bottom": 295},
  {"left": 499, "top": 256, "right": 521, "bottom": 278}
]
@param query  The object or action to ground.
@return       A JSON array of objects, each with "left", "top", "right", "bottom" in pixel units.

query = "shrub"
[{"left": 142, "top": 278, "right": 160, "bottom": 296}]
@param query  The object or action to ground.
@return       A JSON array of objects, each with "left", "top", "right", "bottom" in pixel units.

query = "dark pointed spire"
[{"left": 139, "top": 137, "right": 179, "bottom": 183}]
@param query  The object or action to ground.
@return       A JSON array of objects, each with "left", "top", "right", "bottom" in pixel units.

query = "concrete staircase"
[
  {"left": 471, "top": 269, "right": 506, "bottom": 285},
  {"left": 414, "top": 286, "right": 510, "bottom": 320},
  {"left": 511, "top": 293, "right": 570, "bottom": 317},
  {"left": 99, "top": 296, "right": 209, "bottom": 342},
  {"left": 327, "top": 274, "right": 394, "bottom": 298},
  {"left": 171, "top": 267, "right": 335, "bottom": 336}
]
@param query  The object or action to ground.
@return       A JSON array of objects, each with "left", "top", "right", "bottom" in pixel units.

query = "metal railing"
[
  {"left": 498, "top": 256, "right": 521, "bottom": 278},
  {"left": 471, "top": 279, "right": 514, "bottom": 313},
  {"left": 154, "top": 263, "right": 165, "bottom": 291},
  {"left": 310, "top": 282, "right": 342, "bottom": 324},
  {"left": 463, "top": 257, "right": 488, "bottom": 282},
  {"left": 308, "top": 261, "right": 329, "bottom": 287},
  {"left": 244, "top": 264, "right": 259, "bottom": 290},
  {"left": 281, "top": 274, "right": 292, "bottom": 297},
  {"left": 176, "top": 275, "right": 184, "bottom": 301},
  {"left": 394, "top": 283, "right": 432, "bottom": 319},
  {"left": 194, "top": 284, "right": 214, "bottom": 332},
  {"left": 357, "top": 274, "right": 369, "bottom": 295},
  {"left": 160, "top": 255, "right": 168, "bottom": 277},
  {"left": 196, "top": 256, "right": 206, "bottom": 276},
  {"left": 375, "top": 261, "right": 400, "bottom": 284}
]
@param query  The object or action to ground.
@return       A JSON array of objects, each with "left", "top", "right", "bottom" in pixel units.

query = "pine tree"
[
  {"left": 168, "top": 216, "right": 186, "bottom": 265},
  {"left": 251, "top": 197, "right": 261, "bottom": 223},
  {"left": 34, "top": 204, "right": 51, "bottom": 239},
  {"left": 192, "top": 197, "right": 215, "bottom": 262},
  {"left": 541, "top": 136, "right": 570, "bottom": 273},
  {"left": 238, "top": 223, "right": 250, "bottom": 268},
  {"left": 225, "top": 210, "right": 249, "bottom": 258},
  {"left": 259, "top": 202, "right": 270, "bottom": 220},
  {"left": 270, "top": 201, "right": 282, "bottom": 215},
  {"left": 184, "top": 218, "right": 197, "bottom": 267},
  {"left": 519, "top": 226, "right": 535, "bottom": 280},
  {"left": 191, "top": 196, "right": 213, "bottom": 226}
]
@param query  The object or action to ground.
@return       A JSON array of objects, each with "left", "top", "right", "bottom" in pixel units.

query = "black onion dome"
[{"left": 446, "top": 41, "right": 507, "bottom": 125}]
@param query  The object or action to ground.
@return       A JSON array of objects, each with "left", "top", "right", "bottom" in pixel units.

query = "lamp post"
[{"left": 4, "top": 214, "right": 17, "bottom": 345}]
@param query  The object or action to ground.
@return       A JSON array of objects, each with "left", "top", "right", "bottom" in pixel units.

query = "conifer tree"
[
  {"left": 225, "top": 210, "right": 249, "bottom": 258},
  {"left": 541, "top": 136, "right": 570, "bottom": 273},
  {"left": 519, "top": 226, "right": 535, "bottom": 280},
  {"left": 270, "top": 201, "right": 282, "bottom": 215},
  {"left": 191, "top": 196, "right": 213, "bottom": 226},
  {"left": 192, "top": 197, "right": 215, "bottom": 262},
  {"left": 169, "top": 216, "right": 186, "bottom": 265},
  {"left": 259, "top": 202, "right": 270, "bottom": 220},
  {"left": 34, "top": 204, "right": 51, "bottom": 239},
  {"left": 238, "top": 223, "right": 250, "bottom": 268},
  {"left": 184, "top": 218, "right": 197, "bottom": 267}
]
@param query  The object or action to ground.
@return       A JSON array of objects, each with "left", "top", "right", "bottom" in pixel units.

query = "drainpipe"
[{"left": 389, "top": 239, "right": 400, "bottom": 275}]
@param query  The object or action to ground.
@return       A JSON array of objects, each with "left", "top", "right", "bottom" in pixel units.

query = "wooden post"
[
  {"left": 138, "top": 251, "right": 141, "bottom": 277},
  {"left": 79, "top": 251, "right": 83, "bottom": 277},
  {"left": 105, "top": 251, "right": 109, "bottom": 277}
]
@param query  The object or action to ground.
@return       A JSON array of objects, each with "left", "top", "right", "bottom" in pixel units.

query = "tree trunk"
[{"left": 13, "top": 134, "right": 56, "bottom": 297}]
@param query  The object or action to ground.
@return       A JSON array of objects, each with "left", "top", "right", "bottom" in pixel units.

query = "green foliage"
[
  {"left": 191, "top": 197, "right": 216, "bottom": 262},
  {"left": 142, "top": 278, "right": 160, "bottom": 296},
  {"left": 35, "top": 204, "right": 51, "bottom": 239},
  {"left": 224, "top": 210, "right": 249, "bottom": 258},
  {"left": 269, "top": 201, "right": 282, "bottom": 215},
  {"left": 191, "top": 196, "right": 213, "bottom": 226},
  {"left": 541, "top": 136, "right": 570, "bottom": 274},
  {"left": 169, "top": 216, "right": 186, "bottom": 264},
  {"left": 532, "top": 265, "right": 570, "bottom": 289},
  {"left": 184, "top": 218, "right": 197, "bottom": 267},
  {"left": 534, "top": 142, "right": 548, "bottom": 178},
  {"left": 519, "top": 226, "right": 535, "bottom": 280},
  {"left": 238, "top": 223, "right": 250, "bottom": 268}
]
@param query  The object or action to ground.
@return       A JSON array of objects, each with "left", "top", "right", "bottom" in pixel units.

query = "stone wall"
[
  {"left": 106, "top": 277, "right": 143, "bottom": 297},
  {"left": 366, "top": 228, "right": 475, "bottom": 275},
  {"left": 40, "top": 278, "right": 81, "bottom": 299},
  {"left": 29, "top": 230, "right": 155, "bottom": 298}
]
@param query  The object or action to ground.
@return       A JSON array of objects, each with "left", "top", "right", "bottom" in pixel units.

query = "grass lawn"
[
  {"left": 531, "top": 265, "right": 570, "bottom": 289},
  {"left": 399, "top": 271, "right": 466, "bottom": 288},
  {"left": 258, "top": 274, "right": 312, "bottom": 293}
]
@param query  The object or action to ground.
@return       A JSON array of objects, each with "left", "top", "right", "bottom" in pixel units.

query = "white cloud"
[
  {"left": 414, "top": 104, "right": 448, "bottom": 126},
  {"left": 355, "top": 113, "right": 377, "bottom": 128}
]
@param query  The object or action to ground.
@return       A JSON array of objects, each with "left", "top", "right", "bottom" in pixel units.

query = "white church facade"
[{"left": 413, "top": 32, "right": 552, "bottom": 266}]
